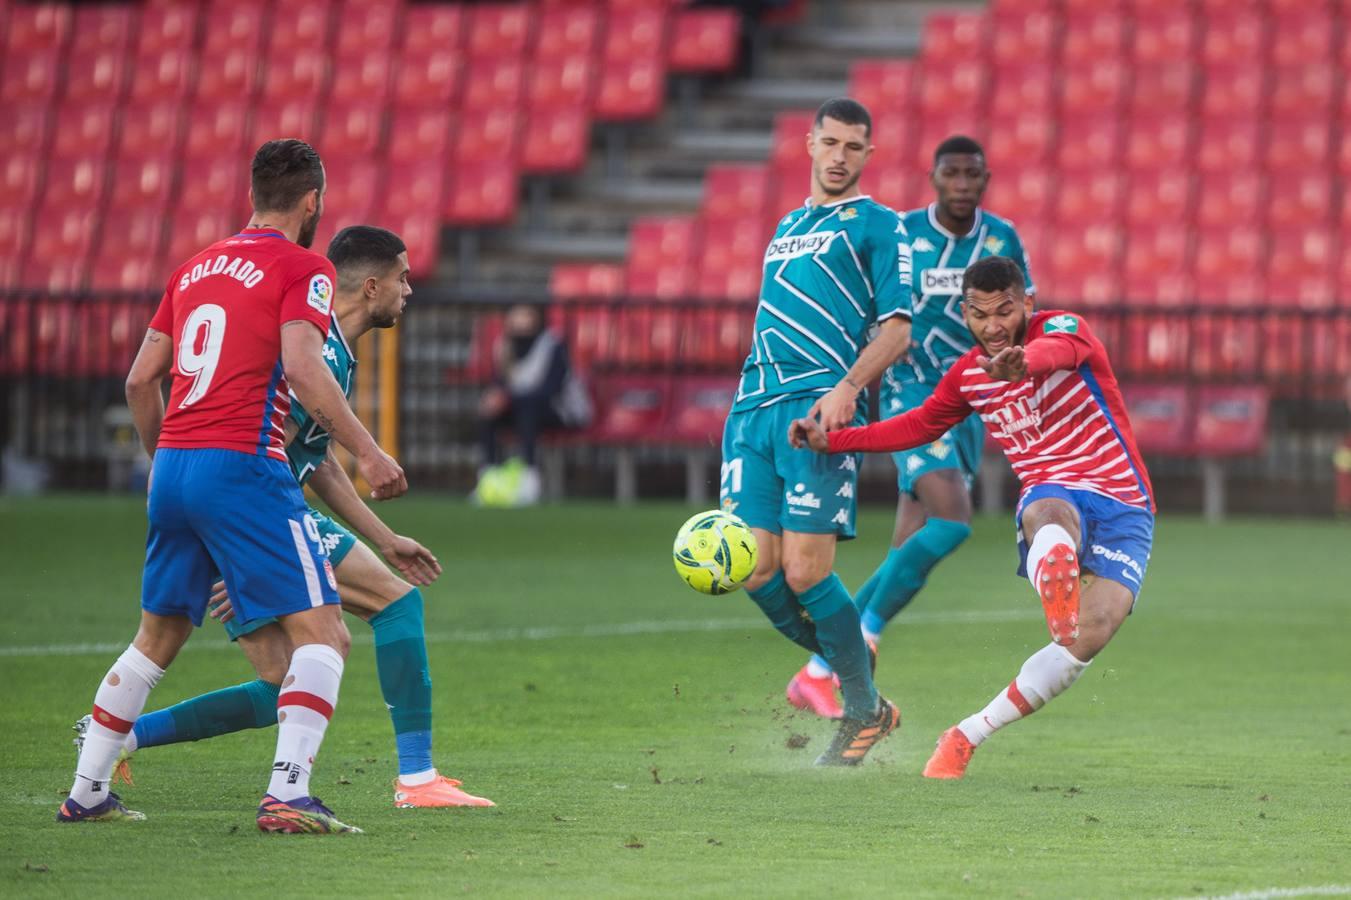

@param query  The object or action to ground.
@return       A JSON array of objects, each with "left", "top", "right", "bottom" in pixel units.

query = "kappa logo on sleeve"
[
  {"left": 307, "top": 273, "right": 334, "bottom": 315},
  {"left": 1044, "top": 314, "right": 1079, "bottom": 335}
]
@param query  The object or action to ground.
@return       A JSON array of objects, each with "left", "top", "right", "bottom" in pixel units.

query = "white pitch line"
[
  {"left": 1185, "top": 886, "right": 1351, "bottom": 900},
  {"left": 0, "top": 608, "right": 1041, "bottom": 658}
]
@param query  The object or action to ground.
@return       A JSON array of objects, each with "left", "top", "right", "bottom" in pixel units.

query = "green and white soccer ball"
[{"left": 672, "top": 510, "right": 757, "bottom": 595}]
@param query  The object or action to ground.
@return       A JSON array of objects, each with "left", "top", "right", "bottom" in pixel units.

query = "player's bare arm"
[
  {"left": 124, "top": 328, "right": 173, "bottom": 457},
  {"left": 308, "top": 451, "right": 441, "bottom": 586},
  {"left": 281, "top": 320, "right": 407, "bottom": 500},
  {"left": 808, "top": 316, "right": 911, "bottom": 431}
]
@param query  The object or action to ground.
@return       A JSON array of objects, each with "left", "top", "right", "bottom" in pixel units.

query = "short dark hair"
[
  {"left": 327, "top": 225, "right": 407, "bottom": 290},
  {"left": 814, "top": 97, "right": 872, "bottom": 137},
  {"left": 251, "top": 139, "right": 324, "bottom": 213},
  {"left": 962, "top": 256, "right": 1024, "bottom": 295},
  {"left": 933, "top": 135, "right": 985, "bottom": 165}
]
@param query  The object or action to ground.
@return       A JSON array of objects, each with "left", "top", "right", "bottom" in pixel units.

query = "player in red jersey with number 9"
[
  {"left": 791, "top": 256, "right": 1155, "bottom": 780},
  {"left": 59, "top": 140, "right": 404, "bottom": 833}
]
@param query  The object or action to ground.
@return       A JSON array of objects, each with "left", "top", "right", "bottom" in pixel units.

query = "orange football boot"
[
  {"left": 922, "top": 726, "right": 976, "bottom": 779},
  {"left": 394, "top": 775, "right": 495, "bottom": 809},
  {"left": 1035, "top": 543, "right": 1081, "bottom": 645}
]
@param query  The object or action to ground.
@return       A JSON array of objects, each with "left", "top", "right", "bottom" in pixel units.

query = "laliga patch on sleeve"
[
  {"left": 1044, "top": 314, "right": 1079, "bottom": 335},
  {"left": 307, "top": 273, "right": 334, "bottom": 315}
]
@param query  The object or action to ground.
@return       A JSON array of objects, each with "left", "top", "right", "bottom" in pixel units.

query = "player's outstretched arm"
[
  {"left": 809, "top": 316, "right": 911, "bottom": 431},
  {"left": 795, "top": 365, "right": 973, "bottom": 455},
  {"left": 308, "top": 453, "right": 441, "bottom": 586},
  {"left": 281, "top": 321, "right": 407, "bottom": 499},
  {"left": 125, "top": 328, "right": 173, "bottom": 457}
]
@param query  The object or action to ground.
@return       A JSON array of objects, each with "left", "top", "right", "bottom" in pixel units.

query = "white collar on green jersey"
[
  {"left": 926, "top": 202, "right": 984, "bottom": 241},
  {"left": 806, "top": 193, "right": 873, "bottom": 210},
  {"left": 330, "top": 315, "right": 355, "bottom": 361}
]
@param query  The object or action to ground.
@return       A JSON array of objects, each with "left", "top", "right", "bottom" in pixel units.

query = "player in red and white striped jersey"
[{"left": 791, "top": 256, "right": 1155, "bottom": 779}]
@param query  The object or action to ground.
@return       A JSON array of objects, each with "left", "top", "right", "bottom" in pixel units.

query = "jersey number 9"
[{"left": 178, "top": 303, "right": 227, "bottom": 408}]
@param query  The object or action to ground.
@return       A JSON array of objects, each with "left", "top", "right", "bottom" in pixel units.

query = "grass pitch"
[{"left": 1, "top": 495, "right": 1348, "bottom": 898}]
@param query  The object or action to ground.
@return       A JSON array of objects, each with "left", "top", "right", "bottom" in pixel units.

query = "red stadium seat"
[
  {"left": 127, "top": 50, "right": 193, "bottom": 103},
  {"left": 335, "top": 3, "right": 399, "bottom": 56},
  {"left": 1193, "top": 172, "right": 1264, "bottom": 229},
  {"left": 917, "top": 60, "right": 987, "bottom": 116},
  {"left": 1192, "top": 386, "right": 1268, "bottom": 457},
  {"left": 669, "top": 9, "right": 739, "bottom": 74},
  {"left": 1200, "top": 10, "right": 1264, "bottom": 66},
  {"left": 1058, "top": 117, "right": 1121, "bottom": 167},
  {"left": 990, "top": 8, "right": 1056, "bottom": 64},
  {"left": 70, "top": 5, "right": 132, "bottom": 55},
  {"left": 550, "top": 263, "right": 625, "bottom": 300},
  {"left": 1125, "top": 171, "right": 1193, "bottom": 225},
  {"left": 1124, "top": 116, "right": 1192, "bottom": 171},
  {"left": 321, "top": 102, "right": 385, "bottom": 158},
  {"left": 93, "top": 208, "right": 167, "bottom": 270},
  {"left": 260, "top": 51, "right": 329, "bottom": 103},
  {"left": 1, "top": 51, "right": 62, "bottom": 104},
  {"left": 1266, "top": 174, "right": 1333, "bottom": 229},
  {"left": 319, "top": 157, "right": 383, "bottom": 222},
  {"left": 1044, "top": 224, "right": 1123, "bottom": 303},
  {"left": 1121, "top": 384, "right": 1193, "bottom": 455},
  {"left": 603, "top": 9, "right": 666, "bottom": 62},
  {"left": 401, "top": 5, "right": 463, "bottom": 59},
  {"left": 1059, "top": 58, "right": 1127, "bottom": 114},
  {"left": 555, "top": 305, "right": 613, "bottom": 370},
  {"left": 595, "top": 58, "right": 665, "bottom": 121},
  {"left": 1270, "top": 64, "right": 1335, "bottom": 120},
  {"left": 1192, "top": 227, "right": 1263, "bottom": 306},
  {"left": 164, "top": 210, "right": 235, "bottom": 269},
  {"left": 1195, "top": 119, "right": 1262, "bottom": 173},
  {"left": 181, "top": 103, "right": 249, "bottom": 161},
  {"left": 626, "top": 216, "right": 696, "bottom": 300},
  {"left": 1197, "top": 64, "right": 1263, "bottom": 120},
  {"left": 249, "top": 100, "right": 321, "bottom": 149},
  {"left": 912, "top": 114, "right": 987, "bottom": 170},
  {"left": 454, "top": 109, "right": 521, "bottom": 163},
  {"left": 0, "top": 103, "right": 51, "bottom": 159},
  {"left": 702, "top": 164, "right": 770, "bottom": 224},
  {"left": 588, "top": 376, "right": 671, "bottom": 442},
  {"left": 0, "top": 206, "right": 32, "bottom": 271},
  {"left": 1265, "top": 232, "right": 1335, "bottom": 309},
  {"left": 866, "top": 165, "right": 922, "bottom": 212},
  {"left": 379, "top": 210, "right": 440, "bottom": 276},
  {"left": 391, "top": 54, "right": 461, "bottom": 107},
  {"left": 1121, "top": 223, "right": 1191, "bottom": 303},
  {"left": 1264, "top": 120, "right": 1332, "bottom": 169},
  {"left": 267, "top": 2, "right": 334, "bottom": 52},
  {"left": 989, "top": 62, "right": 1055, "bottom": 115},
  {"left": 329, "top": 56, "right": 392, "bottom": 104},
  {"left": 195, "top": 47, "right": 262, "bottom": 101},
  {"left": 177, "top": 156, "right": 244, "bottom": 215},
  {"left": 665, "top": 376, "right": 738, "bottom": 445},
  {"left": 48, "top": 104, "right": 115, "bottom": 160},
  {"left": 1062, "top": 0, "right": 1122, "bottom": 14},
  {"left": 135, "top": 4, "right": 201, "bottom": 58},
  {"left": 522, "top": 108, "right": 590, "bottom": 173},
  {"left": 381, "top": 163, "right": 445, "bottom": 219},
  {"left": 528, "top": 56, "right": 595, "bottom": 109},
  {"left": 466, "top": 3, "right": 530, "bottom": 59},
  {"left": 201, "top": 0, "right": 268, "bottom": 57},
  {"left": 0, "top": 157, "right": 42, "bottom": 209},
  {"left": 1129, "top": 62, "right": 1196, "bottom": 115},
  {"left": 679, "top": 307, "right": 753, "bottom": 371},
  {"left": 770, "top": 112, "right": 815, "bottom": 169},
  {"left": 62, "top": 48, "right": 126, "bottom": 104},
  {"left": 29, "top": 208, "right": 98, "bottom": 263},
  {"left": 695, "top": 218, "right": 762, "bottom": 301},
  {"left": 444, "top": 161, "right": 518, "bottom": 225},
  {"left": 920, "top": 12, "right": 988, "bottom": 61},
  {"left": 983, "top": 165, "right": 1051, "bottom": 221},
  {"left": 535, "top": 6, "right": 600, "bottom": 60},
  {"left": 1060, "top": 11, "right": 1126, "bottom": 64},
  {"left": 108, "top": 157, "right": 176, "bottom": 211},
  {"left": 461, "top": 58, "right": 525, "bottom": 110},
  {"left": 4, "top": 3, "right": 71, "bottom": 51},
  {"left": 985, "top": 112, "right": 1053, "bottom": 166},
  {"left": 386, "top": 108, "right": 452, "bottom": 165},
  {"left": 1269, "top": 14, "right": 1333, "bottom": 66},
  {"left": 1130, "top": 9, "right": 1197, "bottom": 64}
]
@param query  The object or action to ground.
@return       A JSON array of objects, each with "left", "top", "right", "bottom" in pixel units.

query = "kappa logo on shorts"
[
  {"left": 831, "top": 508, "right": 849, "bottom": 526},
  {"left": 308, "top": 273, "right": 334, "bottom": 315},
  {"left": 836, "top": 482, "right": 853, "bottom": 499},
  {"left": 837, "top": 456, "right": 856, "bottom": 472}
]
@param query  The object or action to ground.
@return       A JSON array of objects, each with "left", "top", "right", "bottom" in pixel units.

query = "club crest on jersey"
[
  {"left": 1045, "top": 314, "right": 1079, "bottom": 335},
  {"left": 839, "top": 207, "right": 858, "bottom": 221},
  {"left": 920, "top": 267, "right": 967, "bottom": 296},
  {"left": 308, "top": 274, "right": 334, "bottom": 315},
  {"left": 989, "top": 396, "right": 1044, "bottom": 453},
  {"left": 983, "top": 236, "right": 1006, "bottom": 254},
  {"left": 764, "top": 232, "right": 835, "bottom": 262}
]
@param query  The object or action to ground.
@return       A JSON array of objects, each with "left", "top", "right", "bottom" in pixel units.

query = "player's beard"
[
  {"left": 814, "top": 164, "right": 860, "bottom": 198},
  {"left": 967, "top": 312, "right": 1029, "bottom": 355},
  {"left": 296, "top": 208, "right": 321, "bottom": 249}
]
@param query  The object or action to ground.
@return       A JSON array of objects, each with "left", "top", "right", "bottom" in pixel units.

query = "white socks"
[
  {"left": 957, "top": 642, "right": 1089, "bottom": 746},
  {"left": 267, "top": 644, "right": 344, "bottom": 802},
  {"left": 397, "top": 768, "right": 439, "bottom": 787},
  {"left": 1026, "top": 523, "right": 1077, "bottom": 595},
  {"left": 71, "top": 646, "right": 163, "bottom": 806}
]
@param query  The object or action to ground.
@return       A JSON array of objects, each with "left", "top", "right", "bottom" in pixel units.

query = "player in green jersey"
[
  {"left": 785, "top": 136, "right": 1037, "bottom": 717},
  {"left": 75, "top": 226, "right": 494, "bottom": 808},
  {"left": 721, "top": 98, "right": 911, "bottom": 765}
]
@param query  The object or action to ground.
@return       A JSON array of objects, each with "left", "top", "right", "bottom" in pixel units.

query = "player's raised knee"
[{"left": 783, "top": 559, "right": 833, "bottom": 596}]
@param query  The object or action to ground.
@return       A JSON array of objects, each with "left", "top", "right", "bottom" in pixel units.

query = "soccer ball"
[{"left": 672, "top": 510, "right": 757, "bottom": 595}]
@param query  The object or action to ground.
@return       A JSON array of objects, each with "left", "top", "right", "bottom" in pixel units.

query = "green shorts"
[
  {"left": 883, "top": 381, "right": 984, "bottom": 495},
  {"left": 219, "top": 507, "right": 357, "bottom": 641},
  {"left": 720, "top": 395, "right": 862, "bottom": 539}
]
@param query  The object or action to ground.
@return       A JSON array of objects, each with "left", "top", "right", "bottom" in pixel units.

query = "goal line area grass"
[{"left": 1, "top": 496, "right": 1347, "bottom": 898}]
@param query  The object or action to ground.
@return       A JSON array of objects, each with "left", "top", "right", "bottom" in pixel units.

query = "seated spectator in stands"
[{"left": 474, "top": 304, "right": 591, "bottom": 507}]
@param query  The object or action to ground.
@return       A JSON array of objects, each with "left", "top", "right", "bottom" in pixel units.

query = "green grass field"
[{"left": 1, "top": 496, "right": 1348, "bottom": 898}]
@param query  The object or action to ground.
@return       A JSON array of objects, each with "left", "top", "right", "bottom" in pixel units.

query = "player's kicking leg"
[{"left": 924, "top": 492, "right": 1148, "bottom": 779}]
